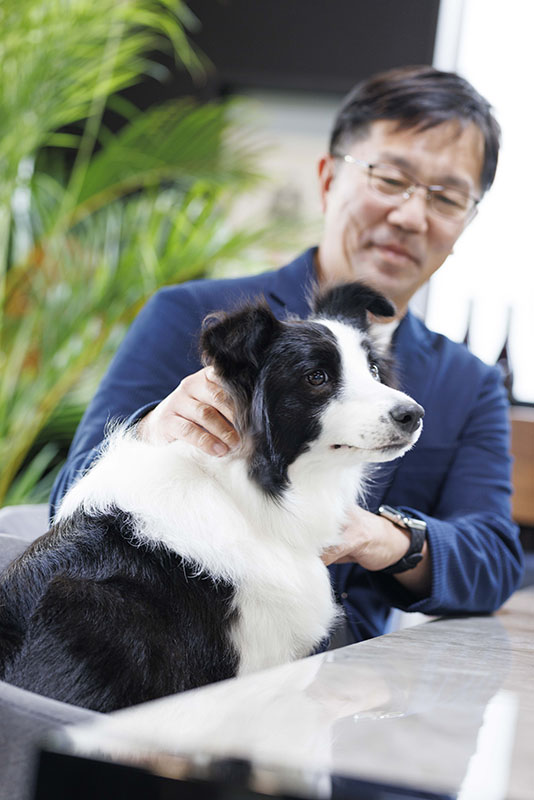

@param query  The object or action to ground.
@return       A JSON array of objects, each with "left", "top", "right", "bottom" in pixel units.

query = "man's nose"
[{"left": 387, "top": 188, "right": 429, "bottom": 233}]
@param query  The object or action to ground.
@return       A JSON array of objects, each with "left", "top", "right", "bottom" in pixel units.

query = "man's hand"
[
  {"left": 137, "top": 367, "right": 239, "bottom": 456},
  {"left": 322, "top": 505, "right": 431, "bottom": 597}
]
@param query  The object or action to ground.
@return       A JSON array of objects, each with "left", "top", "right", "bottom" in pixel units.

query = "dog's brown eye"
[
  {"left": 307, "top": 370, "right": 328, "bottom": 386},
  {"left": 369, "top": 363, "right": 380, "bottom": 382}
]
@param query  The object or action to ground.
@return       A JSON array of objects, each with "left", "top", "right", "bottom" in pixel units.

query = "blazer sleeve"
[
  {"left": 49, "top": 284, "right": 206, "bottom": 518},
  {"left": 369, "top": 364, "right": 524, "bottom": 615}
]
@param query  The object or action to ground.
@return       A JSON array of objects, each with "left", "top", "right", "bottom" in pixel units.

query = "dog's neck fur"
[{"left": 56, "top": 429, "right": 361, "bottom": 580}]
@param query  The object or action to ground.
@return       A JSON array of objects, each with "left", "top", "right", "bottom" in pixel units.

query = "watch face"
[{"left": 378, "top": 506, "right": 427, "bottom": 534}]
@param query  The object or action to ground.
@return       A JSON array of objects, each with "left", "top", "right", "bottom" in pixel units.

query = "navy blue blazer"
[{"left": 51, "top": 249, "right": 524, "bottom": 641}]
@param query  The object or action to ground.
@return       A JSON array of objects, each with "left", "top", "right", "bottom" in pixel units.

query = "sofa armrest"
[{"left": 0, "top": 505, "right": 49, "bottom": 572}]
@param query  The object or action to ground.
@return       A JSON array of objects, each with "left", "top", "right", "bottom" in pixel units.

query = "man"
[{"left": 51, "top": 65, "right": 524, "bottom": 643}]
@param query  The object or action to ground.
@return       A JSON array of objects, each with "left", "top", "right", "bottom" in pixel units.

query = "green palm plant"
[{"left": 0, "top": 0, "right": 272, "bottom": 506}]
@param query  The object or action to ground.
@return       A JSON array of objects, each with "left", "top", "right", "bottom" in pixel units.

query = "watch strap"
[{"left": 377, "top": 505, "right": 427, "bottom": 575}]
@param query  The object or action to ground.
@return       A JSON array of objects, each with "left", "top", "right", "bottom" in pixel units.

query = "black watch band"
[{"left": 377, "top": 505, "right": 427, "bottom": 574}]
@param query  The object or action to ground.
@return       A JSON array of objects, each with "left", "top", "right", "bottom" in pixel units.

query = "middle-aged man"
[{"left": 51, "top": 65, "right": 524, "bottom": 644}]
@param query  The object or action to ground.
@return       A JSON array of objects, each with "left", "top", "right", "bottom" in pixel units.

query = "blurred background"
[{"left": 1, "top": 0, "right": 532, "bottom": 525}]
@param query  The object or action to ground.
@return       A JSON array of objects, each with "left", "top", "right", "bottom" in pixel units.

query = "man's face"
[{"left": 317, "top": 119, "right": 485, "bottom": 315}]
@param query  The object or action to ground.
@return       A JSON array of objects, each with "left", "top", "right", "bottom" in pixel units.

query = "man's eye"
[
  {"left": 434, "top": 192, "right": 463, "bottom": 209},
  {"left": 306, "top": 370, "right": 329, "bottom": 386},
  {"left": 369, "top": 363, "right": 380, "bottom": 381},
  {"left": 378, "top": 176, "right": 406, "bottom": 189}
]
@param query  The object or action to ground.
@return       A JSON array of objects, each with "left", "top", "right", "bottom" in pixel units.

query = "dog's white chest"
[
  {"left": 59, "top": 438, "right": 348, "bottom": 674},
  {"left": 230, "top": 547, "right": 338, "bottom": 674}
]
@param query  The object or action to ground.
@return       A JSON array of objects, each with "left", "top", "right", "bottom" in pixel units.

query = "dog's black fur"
[{"left": 0, "top": 508, "right": 239, "bottom": 710}]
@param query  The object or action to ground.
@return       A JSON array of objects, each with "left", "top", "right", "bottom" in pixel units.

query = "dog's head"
[{"left": 200, "top": 282, "right": 423, "bottom": 496}]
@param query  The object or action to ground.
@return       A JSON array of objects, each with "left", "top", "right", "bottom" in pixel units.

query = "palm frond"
[
  {"left": 0, "top": 0, "right": 202, "bottom": 204},
  {"left": 68, "top": 99, "right": 265, "bottom": 225},
  {"left": 0, "top": 0, "right": 295, "bottom": 506}
]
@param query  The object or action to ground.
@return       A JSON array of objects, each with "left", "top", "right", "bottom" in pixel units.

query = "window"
[{"left": 429, "top": 0, "right": 534, "bottom": 403}]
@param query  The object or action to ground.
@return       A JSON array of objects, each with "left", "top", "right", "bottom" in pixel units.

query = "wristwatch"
[{"left": 377, "top": 505, "right": 427, "bottom": 574}]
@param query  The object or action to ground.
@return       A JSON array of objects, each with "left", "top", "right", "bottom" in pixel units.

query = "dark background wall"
[{"left": 135, "top": 0, "right": 441, "bottom": 104}]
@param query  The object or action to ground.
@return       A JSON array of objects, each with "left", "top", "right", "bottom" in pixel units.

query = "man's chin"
[
  {"left": 347, "top": 261, "right": 413, "bottom": 311},
  {"left": 317, "top": 248, "right": 417, "bottom": 309}
]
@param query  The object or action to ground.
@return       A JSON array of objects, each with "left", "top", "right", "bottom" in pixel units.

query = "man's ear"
[
  {"left": 318, "top": 154, "right": 336, "bottom": 213},
  {"left": 314, "top": 282, "right": 396, "bottom": 327},
  {"left": 200, "top": 302, "right": 282, "bottom": 397}
]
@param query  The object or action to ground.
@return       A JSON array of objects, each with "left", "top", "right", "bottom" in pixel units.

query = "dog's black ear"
[
  {"left": 314, "top": 282, "right": 396, "bottom": 325},
  {"left": 200, "top": 301, "right": 282, "bottom": 396}
]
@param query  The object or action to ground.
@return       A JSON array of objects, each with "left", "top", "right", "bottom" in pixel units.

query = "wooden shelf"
[{"left": 510, "top": 406, "right": 534, "bottom": 526}]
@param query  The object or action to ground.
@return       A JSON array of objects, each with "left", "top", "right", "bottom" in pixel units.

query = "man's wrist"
[{"left": 376, "top": 505, "right": 427, "bottom": 574}]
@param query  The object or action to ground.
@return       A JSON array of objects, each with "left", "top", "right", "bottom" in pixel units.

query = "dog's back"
[{"left": 0, "top": 508, "right": 239, "bottom": 711}]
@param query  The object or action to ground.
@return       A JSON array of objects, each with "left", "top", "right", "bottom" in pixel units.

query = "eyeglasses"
[{"left": 334, "top": 154, "right": 480, "bottom": 222}]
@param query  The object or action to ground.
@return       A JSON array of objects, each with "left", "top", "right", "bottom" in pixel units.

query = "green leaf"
[
  {"left": 3, "top": 443, "right": 60, "bottom": 507},
  {"left": 0, "top": 0, "right": 299, "bottom": 507}
]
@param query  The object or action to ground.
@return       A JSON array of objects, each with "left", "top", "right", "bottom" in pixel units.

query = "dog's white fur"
[{"left": 57, "top": 319, "right": 421, "bottom": 674}]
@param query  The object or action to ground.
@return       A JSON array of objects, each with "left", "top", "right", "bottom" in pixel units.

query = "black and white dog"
[{"left": 0, "top": 283, "right": 423, "bottom": 712}]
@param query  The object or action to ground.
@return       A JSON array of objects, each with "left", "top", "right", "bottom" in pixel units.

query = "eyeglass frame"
[{"left": 333, "top": 153, "right": 481, "bottom": 223}]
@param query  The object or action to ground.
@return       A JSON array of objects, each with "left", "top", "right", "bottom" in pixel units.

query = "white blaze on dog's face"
[{"left": 313, "top": 318, "right": 423, "bottom": 461}]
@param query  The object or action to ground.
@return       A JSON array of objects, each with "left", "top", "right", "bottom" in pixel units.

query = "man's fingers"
[
  {"left": 320, "top": 543, "right": 353, "bottom": 566},
  {"left": 138, "top": 366, "right": 239, "bottom": 453},
  {"left": 191, "top": 401, "right": 239, "bottom": 448},
  {"left": 182, "top": 420, "right": 230, "bottom": 457},
  {"left": 172, "top": 385, "right": 238, "bottom": 445},
  {"left": 180, "top": 369, "right": 236, "bottom": 424},
  {"left": 163, "top": 416, "right": 230, "bottom": 456},
  {"left": 202, "top": 368, "right": 236, "bottom": 424}
]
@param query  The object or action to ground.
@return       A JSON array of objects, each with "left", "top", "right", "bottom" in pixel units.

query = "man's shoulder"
[
  {"left": 148, "top": 249, "right": 316, "bottom": 318},
  {"left": 154, "top": 267, "right": 278, "bottom": 311}
]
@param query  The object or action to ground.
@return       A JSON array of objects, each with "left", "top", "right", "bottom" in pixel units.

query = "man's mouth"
[{"left": 371, "top": 242, "right": 419, "bottom": 266}]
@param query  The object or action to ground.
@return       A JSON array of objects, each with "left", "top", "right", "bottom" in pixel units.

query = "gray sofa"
[{"left": 0, "top": 505, "right": 103, "bottom": 800}]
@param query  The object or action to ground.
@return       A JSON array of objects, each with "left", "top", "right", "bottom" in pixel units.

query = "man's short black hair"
[{"left": 329, "top": 65, "right": 501, "bottom": 194}]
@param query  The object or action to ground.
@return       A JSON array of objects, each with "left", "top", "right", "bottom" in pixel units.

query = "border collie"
[{"left": 0, "top": 283, "right": 423, "bottom": 712}]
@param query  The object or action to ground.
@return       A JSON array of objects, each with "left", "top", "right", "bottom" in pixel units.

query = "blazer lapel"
[
  {"left": 393, "top": 311, "right": 435, "bottom": 406},
  {"left": 365, "top": 310, "right": 435, "bottom": 511},
  {"left": 266, "top": 248, "right": 318, "bottom": 318}
]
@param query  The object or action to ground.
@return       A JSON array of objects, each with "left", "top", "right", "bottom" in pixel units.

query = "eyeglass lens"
[{"left": 368, "top": 164, "right": 473, "bottom": 220}]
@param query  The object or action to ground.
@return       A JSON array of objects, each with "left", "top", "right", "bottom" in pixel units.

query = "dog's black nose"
[{"left": 389, "top": 402, "right": 425, "bottom": 434}]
